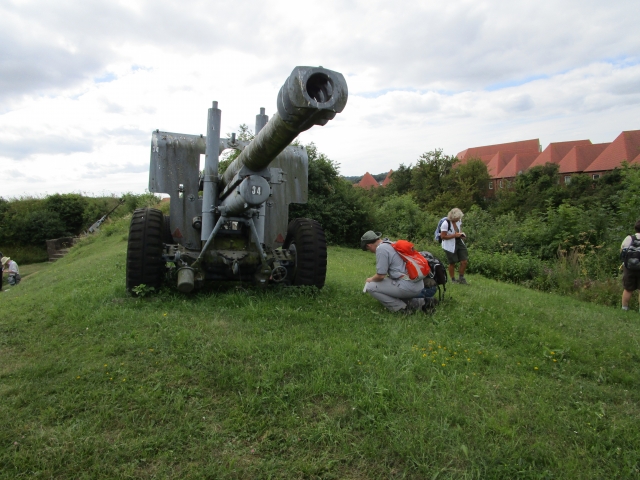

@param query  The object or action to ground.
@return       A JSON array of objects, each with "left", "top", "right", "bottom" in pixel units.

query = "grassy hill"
[{"left": 1, "top": 215, "right": 639, "bottom": 479}]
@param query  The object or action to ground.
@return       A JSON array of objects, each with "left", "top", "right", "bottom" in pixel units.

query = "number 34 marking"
[{"left": 251, "top": 186, "right": 262, "bottom": 195}]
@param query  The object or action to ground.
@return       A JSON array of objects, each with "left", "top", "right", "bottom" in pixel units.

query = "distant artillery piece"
[
  {"left": 86, "top": 199, "right": 125, "bottom": 234},
  {"left": 126, "top": 66, "right": 348, "bottom": 293}
]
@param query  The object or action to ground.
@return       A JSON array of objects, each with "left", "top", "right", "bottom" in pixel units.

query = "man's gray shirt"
[{"left": 376, "top": 241, "right": 408, "bottom": 280}]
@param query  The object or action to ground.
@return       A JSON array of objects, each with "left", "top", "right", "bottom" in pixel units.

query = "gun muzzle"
[{"left": 221, "top": 66, "right": 348, "bottom": 186}]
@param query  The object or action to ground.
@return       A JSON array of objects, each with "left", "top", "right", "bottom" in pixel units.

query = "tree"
[
  {"left": 44, "top": 193, "right": 87, "bottom": 234},
  {"left": 218, "top": 124, "right": 255, "bottom": 175},
  {"left": 410, "top": 149, "right": 458, "bottom": 207},
  {"left": 289, "top": 142, "right": 374, "bottom": 246},
  {"left": 386, "top": 163, "right": 413, "bottom": 196}
]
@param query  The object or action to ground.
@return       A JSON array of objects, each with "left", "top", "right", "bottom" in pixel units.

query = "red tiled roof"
[
  {"left": 486, "top": 152, "right": 516, "bottom": 178},
  {"left": 529, "top": 140, "right": 592, "bottom": 169},
  {"left": 558, "top": 143, "right": 610, "bottom": 174},
  {"left": 355, "top": 172, "right": 380, "bottom": 189},
  {"left": 381, "top": 170, "right": 393, "bottom": 186},
  {"left": 584, "top": 130, "right": 640, "bottom": 172},
  {"left": 497, "top": 152, "right": 539, "bottom": 178},
  {"left": 631, "top": 153, "right": 640, "bottom": 165},
  {"left": 457, "top": 139, "right": 539, "bottom": 161}
]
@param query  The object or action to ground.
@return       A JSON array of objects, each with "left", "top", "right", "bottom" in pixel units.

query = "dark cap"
[{"left": 360, "top": 231, "right": 381, "bottom": 250}]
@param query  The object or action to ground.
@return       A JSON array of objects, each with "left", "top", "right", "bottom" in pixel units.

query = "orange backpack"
[{"left": 391, "top": 240, "right": 431, "bottom": 281}]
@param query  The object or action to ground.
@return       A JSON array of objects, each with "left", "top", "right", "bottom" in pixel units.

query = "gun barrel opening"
[{"left": 306, "top": 73, "right": 333, "bottom": 104}]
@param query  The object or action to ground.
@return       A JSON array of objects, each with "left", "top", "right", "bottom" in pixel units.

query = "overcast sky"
[{"left": 1, "top": 0, "right": 639, "bottom": 198}]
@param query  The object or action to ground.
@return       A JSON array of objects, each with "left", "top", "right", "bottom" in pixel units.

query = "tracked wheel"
[
  {"left": 126, "top": 208, "right": 166, "bottom": 292},
  {"left": 284, "top": 218, "right": 327, "bottom": 288}
]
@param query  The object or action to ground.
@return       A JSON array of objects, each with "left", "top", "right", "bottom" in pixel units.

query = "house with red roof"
[
  {"left": 493, "top": 152, "right": 539, "bottom": 190},
  {"left": 355, "top": 172, "right": 381, "bottom": 189},
  {"left": 381, "top": 170, "right": 393, "bottom": 186},
  {"left": 558, "top": 143, "right": 610, "bottom": 184},
  {"left": 456, "top": 130, "right": 640, "bottom": 194},
  {"left": 528, "top": 140, "right": 592, "bottom": 169},
  {"left": 456, "top": 139, "right": 540, "bottom": 163},
  {"left": 584, "top": 130, "right": 640, "bottom": 178}
]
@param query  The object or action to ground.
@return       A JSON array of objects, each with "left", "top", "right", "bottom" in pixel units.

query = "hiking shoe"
[
  {"left": 422, "top": 297, "right": 439, "bottom": 314},
  {"left": 458, "top": 277, "right": 468, "bottom": 285},
  {"left": 450, "top": 278, "right": 458, "bottom": 284}
]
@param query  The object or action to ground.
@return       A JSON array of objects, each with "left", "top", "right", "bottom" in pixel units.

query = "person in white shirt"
[
  {"left": 439, "top": 208, "right": 469, "bottom": 284},
  {"left": 1, "top": 257, "right": 21, "bottom": 286}
]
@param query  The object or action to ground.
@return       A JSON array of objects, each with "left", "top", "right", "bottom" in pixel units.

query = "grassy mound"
[{"left": 1, "top": 215, "right": 639, "bottom": 478}]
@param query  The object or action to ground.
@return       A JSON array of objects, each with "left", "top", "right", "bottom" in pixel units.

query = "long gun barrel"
[{"left": 220, "top": 66, "right": 348, "bottom": 187}]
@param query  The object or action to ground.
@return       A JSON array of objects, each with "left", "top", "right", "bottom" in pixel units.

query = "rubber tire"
[
  {"left": 285, "top": 218, "right": 327, "bottom": 288},
  {"left": 126, "top": 208, "right": 166, "bottom": 292}
]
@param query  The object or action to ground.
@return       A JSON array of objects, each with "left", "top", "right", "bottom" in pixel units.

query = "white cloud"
[{"left": 0, "top": 0, "right": 639, "bottom": 196}]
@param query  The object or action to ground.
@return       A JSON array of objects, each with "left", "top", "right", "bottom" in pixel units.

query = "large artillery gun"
[{"left": 126, "top": 66, "right": 348, "bottom": 293}]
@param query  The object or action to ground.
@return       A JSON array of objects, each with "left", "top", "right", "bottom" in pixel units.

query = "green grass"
[{"left": 1, "top": 216, "right": 640, "bottom": 479}]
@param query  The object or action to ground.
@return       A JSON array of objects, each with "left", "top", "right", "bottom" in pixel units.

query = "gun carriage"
[{"left": 126, "top": 66, "right": 348, "bottom": 293}]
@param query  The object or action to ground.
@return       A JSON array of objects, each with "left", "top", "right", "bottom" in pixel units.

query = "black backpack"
[
  {"left": 622, "top": 234, "right": 640, "bottom": 271},
  {"left": 420, "top": 251, "right": 448, "bottom": 300}
]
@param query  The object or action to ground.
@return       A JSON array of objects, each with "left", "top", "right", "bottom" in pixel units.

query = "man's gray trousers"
[{"left": 365, "top": 278, "right": 424, "bottom": 312}]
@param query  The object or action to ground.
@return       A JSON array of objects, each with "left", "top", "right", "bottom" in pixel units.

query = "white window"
[
  {"left": 592, "top": 174, "right": 600, "bottom": 180},
  {"left": 564, "top": 175, "right": 571, "bottom": 184},
  {"left": 488, "top": 181, "right": 493, "bottom": 190},
  {"left": 499, "top": 180, "right": 503, "bottom": 188}
]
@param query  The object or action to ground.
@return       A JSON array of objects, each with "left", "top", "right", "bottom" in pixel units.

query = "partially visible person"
[
  {"left": 1, "top": 257, "right": 21, "bottom": 286},
  {"left": 440, "top": 208, "right": 469, "bottom": 284},
  {"left": 361, "top": 231, "right": 425, "bottom": 313},
  {"left": 620, "top": 220, "right": 640, "bottom": 311}
]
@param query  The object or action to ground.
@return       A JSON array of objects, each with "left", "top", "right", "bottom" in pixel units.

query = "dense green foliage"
[
  {"left": 1, "top": 218, "right": 639, "bottom": 478},
  {"left": 289, "top": 143, "right": 373, "bottom": 247},
  {"left": 343, "top": 149, "right": 640, "bottom": 307},
  {"left": 0, "top": 193, "right": 161, "bottom": 264}
]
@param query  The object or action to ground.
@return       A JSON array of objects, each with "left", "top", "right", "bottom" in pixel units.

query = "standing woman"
[{"left": 439, "top": 208, "right": 469, "bottom": 284}]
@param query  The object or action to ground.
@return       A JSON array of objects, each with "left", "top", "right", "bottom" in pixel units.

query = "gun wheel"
[
  {"left": 284, "top": 218, "right": 327, "bottom": 288},
  {"left": 126, "top": 207, "right": 166, "bottom": 292}
]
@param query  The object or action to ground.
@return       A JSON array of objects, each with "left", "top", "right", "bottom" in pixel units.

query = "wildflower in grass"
[
  {"left": 110, "top": 378, "right": 113, "bottom": 380},
  {"left": 467, "top": 358, "right": 471, "bottom": 361},
  {"left": 442, "top": 363, "right": 446, "bottom": 367},
  {"left": 423, "top": 354, "right": 427, "bottom": 358},
  {"left": 76, "top": 376, "right": 80, "bottom": 379},
  {"left": 104, "top": 364, "right": 107, "bottom": 367},
  {"left": 123, "top": 378, "right": 126, "bottom": 382},
  {"left": 163, "top": 313, "right": 167, "bottom": 316},
  {"left": 553, "top": 359, "right": 557, "bottom": 362},
  {"left": 551, "top": 351, "right": 555, "bottom": 355},
  {"left": 534, "top": 367, "right": 539, "bottom": 370}
]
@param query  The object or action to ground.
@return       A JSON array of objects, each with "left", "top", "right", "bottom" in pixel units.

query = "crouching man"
[{"left": 361, "top": 231, "right": 425, "bottom": 313}]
